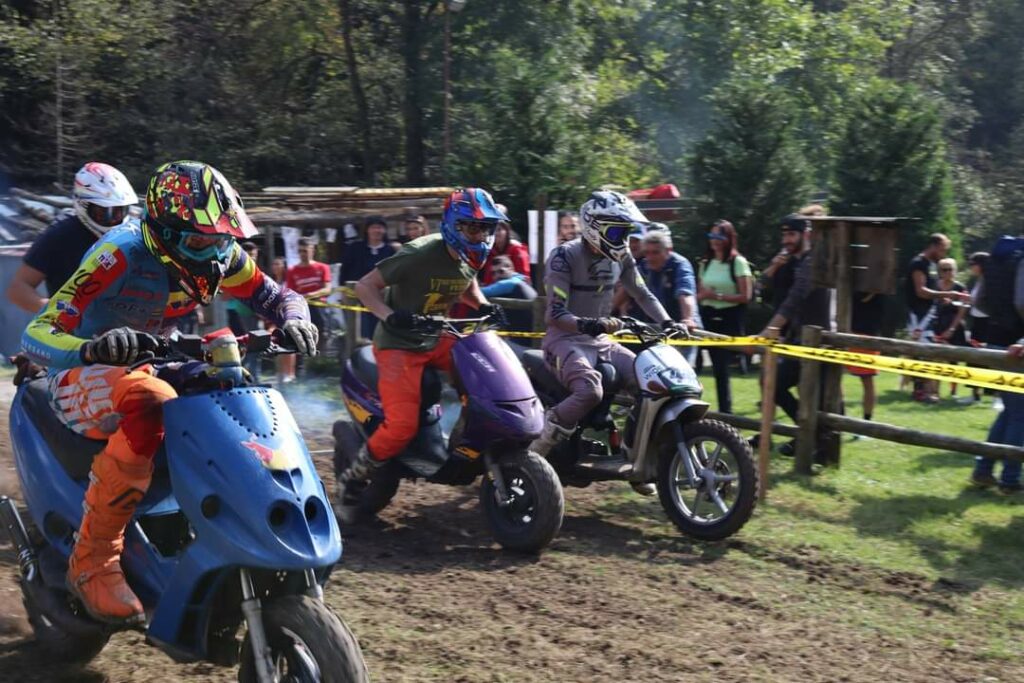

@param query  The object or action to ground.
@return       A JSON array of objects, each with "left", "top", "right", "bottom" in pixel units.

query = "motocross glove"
[
  {"left": 282, "top": 319, "right": 319, "bottom": 356},
  {"left": 577, "top": 317, "right": 623, "bottom": 337},
  {"left": 477, "top": 303, "right": 508, "bottom": 328},
  {"left": 660, "top": 320, "right": 691, "bottom": 339},
  {"left": 386, "top": 310, "right": 439, "bottom": 333},
  {"left": 81, "top": 327, "right": 161, "bottom": 366}
]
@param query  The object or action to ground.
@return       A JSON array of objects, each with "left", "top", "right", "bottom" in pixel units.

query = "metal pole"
[{"left": 442, "top": 7, "right": 452, "bottom": 183}]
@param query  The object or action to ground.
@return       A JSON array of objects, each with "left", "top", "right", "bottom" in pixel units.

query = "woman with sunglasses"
[{"left": 696, "top": 220, "right": 753, "bottom": 414}]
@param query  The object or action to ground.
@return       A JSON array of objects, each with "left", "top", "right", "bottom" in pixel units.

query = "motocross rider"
[
  {"left": 334, "top": 188, "right": 507, "bottom": 522},
  {"left": 21, "top": 161, "right": 319, "bottom": 625},
  {"left": 531, "top": 191, "right": 688, "bottom": 491}
]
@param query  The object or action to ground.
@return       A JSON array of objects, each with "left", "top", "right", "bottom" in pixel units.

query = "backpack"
[{"left": 976, "top": 235, "right": 1024, "bottom": 338}]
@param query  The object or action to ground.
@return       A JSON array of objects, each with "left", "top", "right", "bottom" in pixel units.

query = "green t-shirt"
[
  {"left": 699, "top": 255, "right": 752, "bottom": 309},
  {"left": 373, "top": 234, "right": 477, "bottom": 350}
]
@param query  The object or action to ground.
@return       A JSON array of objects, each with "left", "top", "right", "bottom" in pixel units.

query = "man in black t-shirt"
[
  {"left": 7, "top": 162, "right": 137, "bottom": 313},
  {"left": 905, "top": 233, "right": 966, "bottom": 339}
]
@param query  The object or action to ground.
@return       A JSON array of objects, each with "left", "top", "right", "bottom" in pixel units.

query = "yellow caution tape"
[{"left": 306, "top": 300, "right": 1024, "bottom": 392}]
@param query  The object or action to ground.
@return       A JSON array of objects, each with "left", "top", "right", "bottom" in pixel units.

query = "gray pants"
[{"left": 543, "top": 338, "right": 637, "bottom": 427}]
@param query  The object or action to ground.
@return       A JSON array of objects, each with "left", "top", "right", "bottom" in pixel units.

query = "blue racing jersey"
[{"left": 22, "top": 224, "right": 309, "bottom": 369}]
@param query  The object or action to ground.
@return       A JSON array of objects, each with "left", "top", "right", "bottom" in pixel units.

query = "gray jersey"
[{"left": 542, "top": 238, "right": 668, "bottom": 349}]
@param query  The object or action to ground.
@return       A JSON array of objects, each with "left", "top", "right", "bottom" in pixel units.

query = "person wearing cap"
[
  {"left": 760, "top": 214, "right": 833, "bottom": 455},
  {"left": 403, "top": 214, "right": 429, "bottom": 242}
]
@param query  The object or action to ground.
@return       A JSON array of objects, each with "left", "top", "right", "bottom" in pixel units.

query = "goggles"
[
  {"left": 86, "top": 203, "right": 131, "bottom": 228},
  {"left": 177, "top": 232, "right": 235, "bottom": 261}
]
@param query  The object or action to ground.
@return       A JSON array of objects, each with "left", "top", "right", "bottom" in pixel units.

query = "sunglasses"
[
  {"left": 706, "top": 232, "right": 727, "bottom": 241},
  {"left": 939, "top": 267, "right": 955, "bottom": 272}
]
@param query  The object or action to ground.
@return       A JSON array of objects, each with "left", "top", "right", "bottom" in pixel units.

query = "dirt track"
[{"left": 2, "top": 385, "right": 1022, "bottom": 682}]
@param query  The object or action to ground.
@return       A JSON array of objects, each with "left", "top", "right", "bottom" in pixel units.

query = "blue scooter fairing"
[{"left": 10, "top": 380, "right": 341, "bottom": 662}]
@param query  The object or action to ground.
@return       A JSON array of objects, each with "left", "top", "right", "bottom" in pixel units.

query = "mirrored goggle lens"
[
  {"left": 457, "top": 220, "right": 497, "bottom": 236},
  {"left": 178, "top": 233, "right": 234, "bottom": 259},
  {"left": 601, "top": 224, "right": 632, "bottom": 245},
  {"left": 87, "top": 204, "right": 130, "bottom": 227}
]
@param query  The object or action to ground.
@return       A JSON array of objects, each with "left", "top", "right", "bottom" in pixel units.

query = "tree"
[
  {"left": 831, "top": 82, "right": 960, "bottom": 256},
  {"left": 689, "top": 80, "right": 813, "bottom": 266}
]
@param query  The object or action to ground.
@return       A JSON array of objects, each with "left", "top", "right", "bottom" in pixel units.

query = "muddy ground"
[{"left": 1, "top": 382, "right": 1022, "bottom": 682}]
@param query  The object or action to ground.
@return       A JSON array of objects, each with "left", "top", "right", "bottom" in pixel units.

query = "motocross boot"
[
  {"left": 67, "top": 451, "right": 152, "bottom": 625},
  {"left": 529, "top": 409, "right": 575, "bottom": 457},
  {"left": 333, "top": 443, "right": 382, "bottom": 524}
]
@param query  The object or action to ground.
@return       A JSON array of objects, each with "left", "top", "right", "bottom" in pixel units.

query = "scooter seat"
[
  {"left": 521, "top": 350, "right": 569, "bottom": 401},
  {"left": 21, "top": 378, "right": 105, "bottom": 480},
  {"left": 350, "top": 344, "right": 443, "bottom": 408}
]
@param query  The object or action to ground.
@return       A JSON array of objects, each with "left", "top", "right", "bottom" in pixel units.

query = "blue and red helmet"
[{"left": 440, "top": 188, "right": 507, "bottom": 270}]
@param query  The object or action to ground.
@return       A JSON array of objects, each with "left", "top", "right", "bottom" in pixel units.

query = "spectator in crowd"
[
  {"left": 8, "top": 162, "right": 137, "bottom": 313},
  {"left": 627, "top": 230, "right": 645, "bottom": 260},
  {"left": 341, "top": 217, "right": 395, "bottom": 337},
  {"left": 760, "top": 214, "right": 832, "bottom": 456},
  {"left": 481, "top": 209, "right": 530, "bottom": 285},
  {"left": 927, "top": 257, "right": 971, "bottom": 400},
  {"left": 966, "top": 252, "right": 991, "bottom": 403},
  {"left": 967, "top": 252, "right": 991, "bottom": 347},
  {"left": 481, "top": 255, "right": 537, "bottom": 332},
  {"left": 696, "top": 219, "right": 752, "bottom": 414},
  {"left": 403, "top": 214, "right": 429, "bottom": 241},
  {"left": 971, "top": 342, "right": 1024, "bottom": 495},
  {"left": 288, "top": 237, "right": 333, "bottom": 349},
  {"left": 271, "top": 256, "right": 296, "bottom": 382},
  {"left": 557, "top": 211, "right": 580, "bottom": 244},
  {"left": 846, "top": 291, "right": 885, "bottom": 433},
  {"left": 637, "top": 230, "right": 701, "bottom": 364},
  {"left": 760, "top": 219, "right": 804, "bottom": 316},
  {"left": 226, "top": 241, "right": 262, "bottom": 380}
]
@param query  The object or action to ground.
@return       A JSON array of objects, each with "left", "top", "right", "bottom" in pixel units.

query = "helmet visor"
[
  {"left": 86, "top": 203, "right": 130, "bottom": 228},
  {"left": 178, "top": 232, "right": 234, "bottom": 261}
]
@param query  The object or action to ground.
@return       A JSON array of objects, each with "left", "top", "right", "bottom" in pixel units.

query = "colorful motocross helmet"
[
  {"left": 73, "top": 162, "right": 139, "bottom": 238},
  {"left": 440, "top": 188, "right": 507, "bottom": 270},
  {"left": 141, "top": 161, "right": 257, "bottom": 305},
  {"left": 580, "top": 190, "right": 650, "bottom": 262}
]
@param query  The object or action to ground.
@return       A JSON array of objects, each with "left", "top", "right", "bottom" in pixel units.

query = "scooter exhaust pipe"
[{"left": 0, "top": 495, "right": 38, "bottom": 582}]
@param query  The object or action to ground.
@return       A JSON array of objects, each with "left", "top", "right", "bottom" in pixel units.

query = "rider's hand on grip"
[
  {"left": 82, "top": 327, "right": 161, "bottom": 366},
  {"left": 660, "top": 319, "right": 690, "bottom": 339},
  {"left": 577, "top": 317, "right": 622, "bottom": 337},
  {"left": 386, "top": 310, "right": 416, "bottom": 330},
  {"left": 478, "top": 303, "right": 508, "bottom": 329},
  {"left": 283, "top": 319, "right": 319, "bottom": 356}
]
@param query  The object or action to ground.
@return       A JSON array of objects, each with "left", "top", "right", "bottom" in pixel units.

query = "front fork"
[
  {"left": 483, "top": 453, "right": 512, "bottom": 507},
  {"left": 240, "top": 567, "right": 323, "bottom": 683},
  {"left": 0, "top": 495, "right": 37, "bottom": 583}
]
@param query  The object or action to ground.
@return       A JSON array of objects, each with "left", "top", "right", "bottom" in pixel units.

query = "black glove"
[
  {"left": 660, "top": 320, "right": 691, "bottom": 339},
  {"left": 82, "top": 327, "right": 161, "bottom": 366},
  {"left": 478, "top": 303, "right": 508, "bottom": 328},
  {"left": 577, "top": 317, "right": 622, "bottom": 337},
  {"left": 386, "top": 310, "right": 417, "bottom": 330}
]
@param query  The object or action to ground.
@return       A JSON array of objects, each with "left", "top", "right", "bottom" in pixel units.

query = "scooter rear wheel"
[
  {"left": 238, "top": 594, "right": 368, "bottom": 683},
  {"left": 480, "top": 450, "right": 564, "bottom": 553}
]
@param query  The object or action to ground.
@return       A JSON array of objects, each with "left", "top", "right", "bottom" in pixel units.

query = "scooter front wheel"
[
  {"left": 656, "top": 419, "right": 758, "bottom": 541},
  {"left": 238, "top": 594, "right": 368, "bottom": 683},
  {"left": 480, "top": 450, "right": 564, "bottom": 553}
]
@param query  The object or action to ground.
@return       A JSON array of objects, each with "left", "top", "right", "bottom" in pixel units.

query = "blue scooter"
[{"left": 0, "top": 330, "right": 368, "bottom": 682}]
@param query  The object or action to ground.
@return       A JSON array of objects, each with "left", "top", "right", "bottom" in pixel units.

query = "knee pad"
[{"left": 112, "top": 372, "right": 177, "bottom": 458}]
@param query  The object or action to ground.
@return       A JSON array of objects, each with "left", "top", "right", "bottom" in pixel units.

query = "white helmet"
[
  {"left": 579, "top": 190, "right": 649, "bottom": 262},
  {"left": 73, "top": 162, "right": 139, "bottom": 237}
]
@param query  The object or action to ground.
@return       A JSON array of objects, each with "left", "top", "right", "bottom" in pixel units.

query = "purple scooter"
[{"left": 333, "top": 316, "right": 564, "bottom": 552}]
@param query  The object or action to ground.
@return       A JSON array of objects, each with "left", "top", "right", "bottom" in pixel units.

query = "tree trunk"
[
  {"left": 401, "top": 0, "right": 427, "bottom": 186},
  {"left": 338, "top": 0, "right": 374, "bottom": 183}
]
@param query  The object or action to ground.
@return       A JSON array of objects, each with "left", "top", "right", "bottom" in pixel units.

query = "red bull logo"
[{"left": 241, "top": 440, "right": 300, "bottom": 470}]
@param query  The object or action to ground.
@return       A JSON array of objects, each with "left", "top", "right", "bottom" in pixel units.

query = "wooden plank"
[
  {"left": 706, "top": 412, "right": 800, "bottom": 439},
  {"left": 819, "top": 413, "right": 1024, "bottom": 461},
  {"left": 820, "top": 331, "right": 1024, "bottom": 372},
  {"left": 795, "top": 326, "right": 823, "bottom": 474},
  {"left": 757, "top": 349, "right": 778, "bottom": 500}
]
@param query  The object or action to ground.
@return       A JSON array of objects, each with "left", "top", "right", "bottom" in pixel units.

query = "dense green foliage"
[{"left": 1, "top": 0, "right": 1022, "bottom": 263}]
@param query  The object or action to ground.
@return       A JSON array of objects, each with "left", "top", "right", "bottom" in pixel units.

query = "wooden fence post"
[
  {"left": 757, "top": 348, "right": 778, "bottom": 501},
  {"left": 794, "top": 325, "right": 823, "bottom": 474}
]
